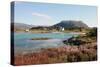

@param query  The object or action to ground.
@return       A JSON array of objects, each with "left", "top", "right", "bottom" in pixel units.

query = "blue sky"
[{"left": 14, "top": 1, "right": 97, "bottom": 27}]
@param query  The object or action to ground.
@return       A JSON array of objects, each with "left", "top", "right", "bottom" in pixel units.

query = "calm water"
[{"left": 14, "top": 32, "right": 78, "bottom": 54}]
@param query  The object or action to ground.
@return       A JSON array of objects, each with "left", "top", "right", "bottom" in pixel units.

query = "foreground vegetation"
[{"left": 15, "top": 42, "right": 97, "bottom": 65}]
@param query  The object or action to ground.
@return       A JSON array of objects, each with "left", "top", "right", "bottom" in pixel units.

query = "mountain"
[
  {"left": 11, "top": 23, "right": 34, "bottom": 30},
  {"left": 53, "top": 20, "right": 88, "bottom": 28},
  {"left": 11, "top": 20, "right": 88, "bottom": 32}
]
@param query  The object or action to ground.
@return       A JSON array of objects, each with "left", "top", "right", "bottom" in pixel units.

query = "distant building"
[
  {"left": 25, "top": 29, "right": 29, "bottom": 32},
  {"left": 60, "top": 27, "right": 64, "bottom": 31},
  {"left": 62, "top": 27, "right": 64, "bottom": 31}
]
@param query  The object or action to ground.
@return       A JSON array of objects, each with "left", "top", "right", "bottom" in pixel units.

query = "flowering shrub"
[{"left": 14, "top": 43, "right": 97, "bottom": 65}]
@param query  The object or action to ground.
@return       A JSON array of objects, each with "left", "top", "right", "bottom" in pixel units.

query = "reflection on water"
[{"left": 14, "top": 32, "right": 78, "bottom": 54}]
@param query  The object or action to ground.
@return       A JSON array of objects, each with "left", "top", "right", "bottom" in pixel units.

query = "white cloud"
[{"left": 32, "top": 12, "right": 52, "bottom": 19}]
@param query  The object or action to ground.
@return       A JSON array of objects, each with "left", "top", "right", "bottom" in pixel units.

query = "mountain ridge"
[
  {"left": 12, "top": 20, "right": 89, "bottom": 31},
  {"left": 53, "top": 20, "right": 88, "bottom": 28}
]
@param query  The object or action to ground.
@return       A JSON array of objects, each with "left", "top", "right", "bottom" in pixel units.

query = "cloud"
[{"left": 32, "top": 12, "right": 52, "bottom": 19}]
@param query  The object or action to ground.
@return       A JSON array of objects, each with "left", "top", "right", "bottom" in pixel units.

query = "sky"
[{"left": 13, "top": 1, "right": 97, "bottom": 27}]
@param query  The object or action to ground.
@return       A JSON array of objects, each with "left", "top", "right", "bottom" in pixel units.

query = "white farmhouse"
[
  {"left": 59, "top": 27, "right": 64, "bottom": 31},
  {"left": 62, "top": 27, "right": 64, "bottom": 31},
  {"left": 25, "top": 29, "right": 29, "bottom": 32}
]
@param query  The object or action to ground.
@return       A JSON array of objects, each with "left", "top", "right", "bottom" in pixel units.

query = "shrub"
[{"left": 86, "top": 27, "right": 97, "bottom": 37}]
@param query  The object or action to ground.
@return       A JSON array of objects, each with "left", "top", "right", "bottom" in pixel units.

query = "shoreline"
[{"left": 14, "top": 31, "right": 86, "bottom": 34}]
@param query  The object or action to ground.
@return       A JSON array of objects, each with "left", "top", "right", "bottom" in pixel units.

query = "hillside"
[
  {"left": 53, "top": 20, "right": 88, "bottom": 28},
  {"left": 13, "top": 23, "right": 34, "bottom": 29},
  {"left": 11, "top": 23, "right": 35, "bottom": 31},
  {"left": 11, "top": 20, "right": 89, "bottom": 32}
]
